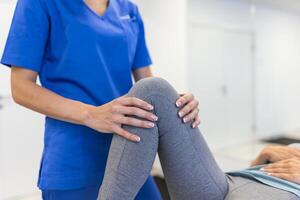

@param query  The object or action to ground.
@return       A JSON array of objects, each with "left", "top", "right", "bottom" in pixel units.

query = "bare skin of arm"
[
  {"left": 11, "top": 66, "right": 158, "bottom": 142},
  {"left": 12, "top": 64, "right": 200, "bottom": 142},
  {"left": 11, "top": 67, "right": 91, "bottom": 125}
]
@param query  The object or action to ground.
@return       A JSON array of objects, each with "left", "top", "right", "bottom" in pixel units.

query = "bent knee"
[{"left": 129, "top": 77, "right": 178, "bottom": 99}]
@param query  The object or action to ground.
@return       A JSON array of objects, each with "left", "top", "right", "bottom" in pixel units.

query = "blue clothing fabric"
[
  {"left": 42, "top": 176, "right": 162, "bottom": 200},
  {"left": 42, "top": 184, "right": 100, "bottom": 200},
  {"left": 1, "top": 0, "right": 152, "bottom": 190},
  {"left": 229, "top": 144, "right": 300, "bottom": 197}
]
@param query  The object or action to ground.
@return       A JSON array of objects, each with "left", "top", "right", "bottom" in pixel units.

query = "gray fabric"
[
  {"left": 226, "top": 176, "right": 299, "bottom": 200},
  {"left": 98, "top": 77, "right": 299, "bottom": 200},
  {"left": 98, "top": 77, "right": 228, "bottom": 200}
]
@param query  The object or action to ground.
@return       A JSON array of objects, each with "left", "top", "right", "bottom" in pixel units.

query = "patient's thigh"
[{"left": 225, "top": 176, "right": 299, "bottom": 200}]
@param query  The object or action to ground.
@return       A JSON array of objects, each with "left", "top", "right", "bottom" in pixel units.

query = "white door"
[{"left": 188, "top": 25, "right": 254, "bottom": 149}]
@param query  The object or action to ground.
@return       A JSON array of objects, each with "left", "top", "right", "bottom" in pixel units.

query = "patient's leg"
[{"left": 98, "top": 77, "right": 228, "bottom": 200}]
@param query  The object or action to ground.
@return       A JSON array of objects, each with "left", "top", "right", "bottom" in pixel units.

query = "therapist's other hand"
[
  {"left": 84, "top": 95, "right": 157, "bottom": 142},
  {"left": 176, "top": 93, "right": 200, "bottom": 128},
  {"left": 250, "top": 145, "right": 300, "bottom": 167},
  {"left": 261, "top": 158, "right": 300, "bottom": 184}
]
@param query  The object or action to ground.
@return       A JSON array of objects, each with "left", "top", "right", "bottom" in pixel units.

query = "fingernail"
[
  {"left": 135, "top": 137, "right": 141, "bottom": 142},
  {"left": 267, "top": 173, "right": 272, "bottom": 176},
  {"left": 260, "top": 168, "right": 265, "bottom": 171},
  {"left": 176, "top": 102, "right": 181, "bottom": 107},
  {"left": 183, "top": 118, "right": 187, "bottom": 123},
  {"left": 192, "top": 124, "right": 196, "bottom": 128},
  {"left": 148, "top": 122, "right": 155, "bottom": 127},
  {"left": 178, "top": 112, "right": 183, "bottom": 117},
  {"left": 152, "top": 116, "right": 158, "bottom": 121},
  {"left": 148, "top": 105, "right": 154, "bottom": 110}
]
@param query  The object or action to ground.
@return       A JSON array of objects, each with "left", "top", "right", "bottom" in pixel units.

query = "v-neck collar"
[{"left": 81, "top": 0, "right": 113, "bottom": 20}]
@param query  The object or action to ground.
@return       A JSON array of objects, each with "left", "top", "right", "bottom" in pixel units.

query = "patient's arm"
[
  {"left": 251, "top": 145, "right": 300, "bottom": 167},
  {"left": 261, "top": 157, "right": 300, "bottom": 184}
]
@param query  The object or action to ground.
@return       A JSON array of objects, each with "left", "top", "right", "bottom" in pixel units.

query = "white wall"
[
  {"left": 0, "top": 1, "right": 15, "bottom": 96},
  {"left": 255, "top": 5, "right": 300, "bottom": 137},
  {"left": 188, "top": 0, "right": 300, "bottom": 145},
  {"left": 188, "top": 0, "right": 252, "bottom": 30},
  {"left": 0, "top": 102, "right": 44, "bottom": 199},
  {"left": 134, "top": 0, "right": 188, "bottom": 92},
  {"left": 0, "top": 1, "right": 44, "bottom": 199},
  {"left": 187, "top": 0, "right": 255, "bottom": 149}
]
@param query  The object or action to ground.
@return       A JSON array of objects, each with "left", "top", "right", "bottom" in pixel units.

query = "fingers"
[
  {"left": 251, "top": 146, "right": 278, "bottom": 167},
  {"left": 176, "top": 93, "right": 194, "bottom": 107},
  {"left": 176, "top": 93, "right": 201, "bottom": 127},
  {"left": 192, "top": 115, "right": 201, "bottom": 128},
  {"left": 262, "top": 167, "right": 291, "bottom": 173},
  {"left": 182, "top": 107, "right": 199, "bottom": 123},
  {"left": 267, "top": 158, "right": 298, "bottom": 166},
  {"left": 178, "top": 99, "right": 199, "bottom": 119},
  {"left": 112, "top": 125, "right": 141, "bottom": 142},
  {"left": 121, "top": 97, "right": 153, "bottom": 111},
  {"left": 115, "top": 116, "right": 155, "bottom": 129},
  {"left": 250, "top": 153, "right": 269, "bottom": 167},
  {"left": 118, "top": 106, "right": 158, "bottom": 122},
  {"left": 263, "top": 162, "right": 290, "bottom": 170},
  {"left": 250, "top": 159, "right": 262, "bottom": 167},
  {"left": 261, "top": 158, "right": 298, "bottom": 171},
  {"left": 260, "top": 158, "right": 300, "bottom": 184}
]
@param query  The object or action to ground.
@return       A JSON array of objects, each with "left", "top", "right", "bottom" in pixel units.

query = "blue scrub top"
[{"left": 1, "top": 0, "right": 152, "bottom": 190}]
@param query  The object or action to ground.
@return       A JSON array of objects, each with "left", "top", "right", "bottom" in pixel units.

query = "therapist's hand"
[
  {"left": 84, "top": 95, "right": 158, "bottom": 142},
  {"left": 261, "top": 157, "right": 300, "bottom": 184},
  {"left": 176, "top": 93, "right": 200, "bottom": 128},
  {"left": 250, "top": 145, "right": 300, "bottom": 167}
]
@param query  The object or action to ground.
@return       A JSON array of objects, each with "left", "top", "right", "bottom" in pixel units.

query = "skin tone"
[
  {"left": 12, "top": 0, "right": 300, "bottom": 188},
  {"left": 11, "top": 65, "right": 200, "bottom": 143},
  {"left": 84, "top": 0, "right": 109, "bottom": 16},
  {"left": 11, "top": 0, "right": 200, "bottom": 143},
  {"left": 251, "top": 145, "right": 300, "bottom": 184},
  {"left": 15, "top": 66, "right": 300, "bottom": 185},
  {"left": 132, "top": 68, "right": 201, "bottom": 128},
  {"left": 81, "top": 0, "right": 200, "bottom": 126}
]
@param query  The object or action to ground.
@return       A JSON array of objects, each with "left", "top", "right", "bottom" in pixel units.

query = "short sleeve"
[
  {"left": 0, "top": 0, "right": 49, "bottom": 73},
  {"left": 132, "top": 7, "right": 152, "bottom": 70}
]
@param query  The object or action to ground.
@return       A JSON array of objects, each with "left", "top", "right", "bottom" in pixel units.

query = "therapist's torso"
[{"left": 1, "top": 0, "right": 152, "bottom": 190}]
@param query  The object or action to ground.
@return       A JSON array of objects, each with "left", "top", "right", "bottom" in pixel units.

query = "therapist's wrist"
[{"left": 77, "top": 102, "right": 96, "bottom": 126}]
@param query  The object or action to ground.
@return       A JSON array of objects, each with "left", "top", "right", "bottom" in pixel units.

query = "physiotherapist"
[{"left": 1, "top": 0, "right": 201, "bottom": 199}]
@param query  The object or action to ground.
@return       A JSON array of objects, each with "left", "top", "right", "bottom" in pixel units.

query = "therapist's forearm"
[
  {"left": 13, "top": 81, "right": 91, "bottom": 125},
  {"left": 11, "top": 68, "right": 91, "bottom": 125}
]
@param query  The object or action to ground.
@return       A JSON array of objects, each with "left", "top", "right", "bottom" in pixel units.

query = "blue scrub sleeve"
[
  {"left": 132, "top": 8, "right": 152, "bottom": 70},
  {"left": 1, "top": 0, "right": 49, "bottom": 73}
]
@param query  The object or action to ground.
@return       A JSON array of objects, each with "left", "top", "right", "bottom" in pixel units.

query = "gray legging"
[{"left": 98, "top": 77, "right": 299, "bottom": 200}]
